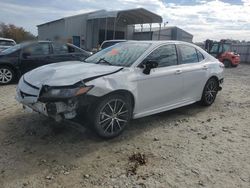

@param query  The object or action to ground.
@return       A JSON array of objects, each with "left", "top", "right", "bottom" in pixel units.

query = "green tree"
[{"left": 0, "top": 22, "right": 36, "bottom": 43}]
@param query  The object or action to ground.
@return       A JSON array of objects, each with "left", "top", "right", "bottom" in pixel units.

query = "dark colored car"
[{"left": 0, "top": 41, "right": 91, "bottom": 85}]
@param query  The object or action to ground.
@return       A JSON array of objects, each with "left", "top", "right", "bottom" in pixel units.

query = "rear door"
[
  {"left": 134, "top": 44, "right": 184, "bottom": 115},
  {"left": 177, "top": 44, "right": 208, "bottom": 101},
  {"left": 20, "top": 42, "right": 52, "bottom": 74}
]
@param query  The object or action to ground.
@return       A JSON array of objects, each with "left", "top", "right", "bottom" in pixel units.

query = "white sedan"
[{"left": 16, "top": 41, "right": 224, "bottom": 138}]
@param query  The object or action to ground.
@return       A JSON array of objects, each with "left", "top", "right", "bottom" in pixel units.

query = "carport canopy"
[{"left": 87, "top": 8, "right": 163, "bottom": 24}]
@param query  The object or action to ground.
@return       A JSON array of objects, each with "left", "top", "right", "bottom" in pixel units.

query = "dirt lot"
[{"left": 0, "top": 64, "right": 250, "bottom": 188}]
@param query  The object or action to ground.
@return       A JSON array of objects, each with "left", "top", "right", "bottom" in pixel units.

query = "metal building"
[
  {"left": 133, "top": 26, "right": 193, "bottom": 42},
  {"left": 37, "top": 8, "right": 162, "bottom": 50}
]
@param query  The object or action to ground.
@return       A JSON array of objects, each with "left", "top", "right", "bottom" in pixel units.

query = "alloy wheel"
[
  {"left": 205, "top": 80, "right": 217, "bottom": 104},
  {"left": 98, "top": 99, "right": 129, "bottom": 135},
  {"left": 0, "top": 68, "right": 13, "bottom": 84}
]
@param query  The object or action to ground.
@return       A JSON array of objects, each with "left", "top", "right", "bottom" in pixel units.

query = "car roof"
[
  {"left": 0, "top": 37, "right": 15, "bottom": 42},
  {"left": 121, "top": 40, "right": 197, "bottom": 47}
]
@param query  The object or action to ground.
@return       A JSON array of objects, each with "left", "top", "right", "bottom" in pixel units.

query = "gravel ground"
[{"left": 0, "top": 64, "right": 250, "bottom": 188}]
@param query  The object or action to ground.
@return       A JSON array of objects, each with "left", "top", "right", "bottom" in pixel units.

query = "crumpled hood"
[{"left": 24, "top": 61, "right": 122, "bottom": 87}]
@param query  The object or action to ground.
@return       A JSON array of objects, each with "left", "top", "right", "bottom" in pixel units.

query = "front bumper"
[{"left": 16, "top": 77, "right": 79, "bottom": 121}]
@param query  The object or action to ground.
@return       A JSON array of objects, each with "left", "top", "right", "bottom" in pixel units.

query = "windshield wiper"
[{"left": 96, "top": 58, "right": 112, "bottom": 65}]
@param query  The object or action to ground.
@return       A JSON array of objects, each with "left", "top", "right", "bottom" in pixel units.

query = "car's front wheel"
[
  {"left": 200, "top": 78, "right": 219, "bottom": 106},
  {"left": 89, "top": 94, "right": 132, "bottom": 139},
  {"left": 0, "top": 66, "right": 15, "bottom": 85}
]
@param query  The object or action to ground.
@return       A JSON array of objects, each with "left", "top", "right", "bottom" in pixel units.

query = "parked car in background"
[
  {"left": 0, "top": 37, "right": 16, "bottom": 52},
  {"left": 99, "top": 40, "right": 127, "bottom": 50},
  {"left": 16, "top": 41, "right": 224, "bottom": 138},
  {"left": 0, "top": 41, "right": 91, "bottom": 84}
]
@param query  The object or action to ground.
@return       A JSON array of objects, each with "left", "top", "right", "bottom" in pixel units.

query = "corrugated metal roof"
[
  {"left": 37, "top": 8, "right": 163, "bottom": 27},
  {"left": 88, "top": 8, "right": 162, "bottom": 24}
]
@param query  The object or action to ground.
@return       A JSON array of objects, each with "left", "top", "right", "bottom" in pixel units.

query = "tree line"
[{"left": 0, "top": 22, "right": 36, "bottom": 43}]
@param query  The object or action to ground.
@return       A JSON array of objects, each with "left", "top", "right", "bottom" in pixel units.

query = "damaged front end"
[{"left": 16, "top": 76, "right": 94, "bottom": 122}]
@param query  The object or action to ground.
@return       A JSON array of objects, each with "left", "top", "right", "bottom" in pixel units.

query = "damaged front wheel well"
[{"left": 104, "top": 90, "right": 135, "bottom": 110}]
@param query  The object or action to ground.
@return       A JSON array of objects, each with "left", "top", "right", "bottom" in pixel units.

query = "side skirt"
[{"left": 133, "top": 99, "right": 197, "bottom": 119}]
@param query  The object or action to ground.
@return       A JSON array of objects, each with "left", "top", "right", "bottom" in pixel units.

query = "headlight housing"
[{"left": 40, "top": 85, "right": 93, "bottom": 100}]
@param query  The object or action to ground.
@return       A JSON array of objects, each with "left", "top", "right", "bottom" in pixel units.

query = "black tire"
[
  {"left": 200, "top": 78, "right": 219, "bottom": 106},
  {"left": 0, "top": 66, "right": 15, "bottom": 85},
  {"left": 88, "top": 94, "right": 132, "bottom": 139},
  {"left": 231, "top": 64, "right": 238, "bottom": 68},
  {"left": 223, "top": 60, "right": 231, "bottom": 68}
]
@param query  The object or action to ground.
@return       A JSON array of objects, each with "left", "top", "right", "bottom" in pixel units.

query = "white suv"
[
  {"left": 16, "top": 41, "right": 224, "bottom": 138},
  {"left": 0, "top": 38, "right": 16, "bottom": 52}
]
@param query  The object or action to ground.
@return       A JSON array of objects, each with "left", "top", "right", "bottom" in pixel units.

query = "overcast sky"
[{"left": 0, "top": 0, "right": 249, "bottom": 42}]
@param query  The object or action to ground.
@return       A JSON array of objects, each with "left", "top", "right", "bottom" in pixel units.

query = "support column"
[
  {"left": 113, "top": 17, "right": 116, "bottom": 40},
  {"left": 158, "top": 23, "right": 162, "bottom": 40},
  {"left": 105, "top": 17, "right": 108, "bottom": 40},
  {"left": 140, "top": 24, "right": 143, "bottom": 32}
]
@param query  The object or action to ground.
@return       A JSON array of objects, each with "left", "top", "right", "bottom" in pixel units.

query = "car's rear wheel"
[
  {"left": 0, "top": 66, "right": 15, "bottom": 85},
  {"left": 200, "top": 78, "right": 219, "bottom": 106},
  {"left": 231, "top": 63, "right": 238, "bottom": 68},
  {"left": 89, "top": 94, "right": 132, "bottom": 139}
]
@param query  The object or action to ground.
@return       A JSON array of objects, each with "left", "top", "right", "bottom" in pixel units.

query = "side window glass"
[
  {"left": 68, "top": 45, "right": 76, "bottom": 53},
  {"left": 52, "top": 43, "right": 69, "bottom": 54},
  {"left": 197, "top": 49, "right": 204, "bottom": 62},
  {"left": 145, "top": 44, "right": 178, "bottom": 67},
  {"left": 24, "top": 43, "right": 49, "bottom": 56},
  {"left": 179, "top": 45, "right": 199, "bottom": 64}
]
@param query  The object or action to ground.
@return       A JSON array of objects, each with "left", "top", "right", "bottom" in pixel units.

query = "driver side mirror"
[{"left": 141, "top": 60, "right": 158, "bottom": 75}]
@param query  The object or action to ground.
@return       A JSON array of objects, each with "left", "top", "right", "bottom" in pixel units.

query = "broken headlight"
[{"left": 40, "top": 85, "right": 93, "bottom": 99}]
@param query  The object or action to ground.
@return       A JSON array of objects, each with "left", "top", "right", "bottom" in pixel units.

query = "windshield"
[
  {"left": 0, "top": 40, "right": 15, "bottom": 46},
  {"left": 85, "top": 42, "right": 151, "bottom": 67}
]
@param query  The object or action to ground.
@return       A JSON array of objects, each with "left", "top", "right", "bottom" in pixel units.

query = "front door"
[
  {"left": 20, "top": 42, "right": 51, "bottom": 74},
  {"left": 134, "top": 44, "right": 183, "bottom": 116}
]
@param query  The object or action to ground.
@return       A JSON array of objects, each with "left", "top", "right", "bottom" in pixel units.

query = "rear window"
[
  {"left": 0, "top": 40, "right": 15, "bottom": 46},
  {"left": 179, "top": 45, "right": 199, "bottom": 64},
  {"left": 52, "top": 43, "right": 69, "bottom": 54}
]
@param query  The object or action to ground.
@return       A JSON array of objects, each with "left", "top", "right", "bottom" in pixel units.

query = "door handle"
[
  {"left": 175, "top": 70, "right": 182, "bottom": 75},
  {"left": 202, "top": 65, "right": 208, "bottom": 70}
]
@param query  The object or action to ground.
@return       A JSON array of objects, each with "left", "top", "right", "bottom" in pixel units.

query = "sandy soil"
[{"left": 0, "top": 64, "right": 250, "bottom": 188}]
